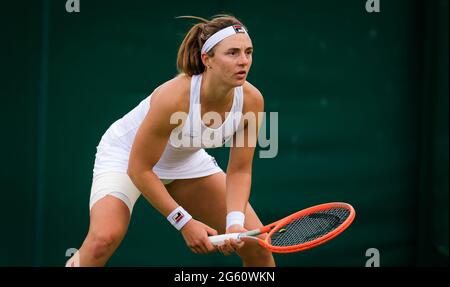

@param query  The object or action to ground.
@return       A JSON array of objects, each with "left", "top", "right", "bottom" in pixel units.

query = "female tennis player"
[{"left": 66, "top": 14, "right": 275, "bottom": 267}]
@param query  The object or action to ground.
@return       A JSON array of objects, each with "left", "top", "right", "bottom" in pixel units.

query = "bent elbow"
[
  {"left": 127, "top": 163, "right": 140, "bottom": 182},
  {"left": 127, "top": 164, "right": 154, "bottom": 183},
  {"left": 127, "top": 168, "right": 136, "bottom": 184}
]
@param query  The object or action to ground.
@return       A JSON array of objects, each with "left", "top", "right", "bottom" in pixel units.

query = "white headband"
[{"left": 201, "top": 25, "right": 248, "bottom": 54}]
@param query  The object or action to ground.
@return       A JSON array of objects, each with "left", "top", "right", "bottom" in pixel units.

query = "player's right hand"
[{"left": 180, "top": 219, "right": 218, "bottom": 254}]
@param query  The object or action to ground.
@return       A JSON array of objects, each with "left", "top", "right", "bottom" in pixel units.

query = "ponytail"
[{"left": 176, "top": 20, "right": 206, "bottom": 76}]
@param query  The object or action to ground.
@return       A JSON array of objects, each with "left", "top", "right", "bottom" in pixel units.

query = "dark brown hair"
[{"left": 176, "top": 14, "right": 246, "bottom": 76}]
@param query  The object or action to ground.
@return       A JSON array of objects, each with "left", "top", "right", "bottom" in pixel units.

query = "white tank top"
[
  {"left": 93, "top": 74, "right": 244, "bottom": 179},
  {"left": 168, "top": 74, "right": 244, "bottom": 149}
]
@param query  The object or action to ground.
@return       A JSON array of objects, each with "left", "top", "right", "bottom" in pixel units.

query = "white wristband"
[
  {"left": 226, "top": 211, "right": 245, "bottom": 230},
  {"left": 167, "top": 206, "right": 192, "bottom": 231}
]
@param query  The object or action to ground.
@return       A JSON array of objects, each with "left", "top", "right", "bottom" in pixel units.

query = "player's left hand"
[{"left": 217, "top": 225, "right": 246, "bottom": 256}]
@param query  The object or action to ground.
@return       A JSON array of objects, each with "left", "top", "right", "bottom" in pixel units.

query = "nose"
[{"left": 238, "top": 52, "right": 250, "bottom": 66}]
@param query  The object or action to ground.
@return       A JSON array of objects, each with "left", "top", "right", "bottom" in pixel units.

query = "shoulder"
[
  {"left": 150, "top": 73, "right": 191, "bottom": 114},
  {"left": 242, "top": 81, "right": 264, "bottom": 113}
]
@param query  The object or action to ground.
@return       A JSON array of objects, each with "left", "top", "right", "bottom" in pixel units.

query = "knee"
[
  {"left": 87, "top": 230, "right": 124, "bottom": 259},
  {"left": 237, "top": 242, "right": 275, "bottom": 267}
]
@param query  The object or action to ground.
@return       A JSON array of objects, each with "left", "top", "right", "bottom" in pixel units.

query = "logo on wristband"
[{"left": 173, "top": 211, "right": 184, "bottom": 223}]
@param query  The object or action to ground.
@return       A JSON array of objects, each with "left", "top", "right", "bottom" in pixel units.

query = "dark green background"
[{"left": 1, "top": 0, "right": 448, "bottom": 266}]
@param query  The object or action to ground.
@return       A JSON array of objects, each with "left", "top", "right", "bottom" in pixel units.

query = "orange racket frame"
[{"left": 209, "top": 202, "right": 356, "bottom": 253}]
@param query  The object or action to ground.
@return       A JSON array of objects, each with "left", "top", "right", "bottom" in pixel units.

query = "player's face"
[{"left": 209, "top": 33, "right": 253, "bottom": 87}]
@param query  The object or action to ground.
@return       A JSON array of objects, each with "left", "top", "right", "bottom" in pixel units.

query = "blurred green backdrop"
[{"left": 1, "top": 0, "right": 448, "bottom": 266}]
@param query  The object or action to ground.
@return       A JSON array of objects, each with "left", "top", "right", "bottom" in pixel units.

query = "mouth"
[{"left": 236, "top": 70, "right": 247, "bottom": 77}]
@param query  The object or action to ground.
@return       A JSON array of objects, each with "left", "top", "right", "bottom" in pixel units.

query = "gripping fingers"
[
  {"left": 217, "top": 244, "right": 231, "bottom": 256},
  {"left": 190, "top": 240, "right": 215, "bottom": 254},
  {"left": 205, "top": 240, "right": 217, "bottom": 253},
  {"left": 193, "top": 242, "right": 207, "bottom": 254},
  {"left": 218, "top": 239, "right": 238, "bottom": 256},
  {"left": 198, "top": 239, "right": 216, "bottom": 254},
  {"left": 188, "top": 241, "right": 203, "bottom": 254},
  {"left": 189, "top": 244, "right": 200, "bottom": 254}
]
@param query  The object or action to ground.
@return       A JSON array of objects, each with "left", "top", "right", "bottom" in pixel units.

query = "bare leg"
[{"left": 67, "top": 195, "right": 131, "bottom": 267}]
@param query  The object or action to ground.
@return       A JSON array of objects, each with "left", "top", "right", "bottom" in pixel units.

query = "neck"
[{"left": 200, "top": 72, "right": 234, "bottom": 107}]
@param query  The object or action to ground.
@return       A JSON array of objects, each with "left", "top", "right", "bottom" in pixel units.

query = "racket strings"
[{"left": 270, "top": 208, "right": 350, "bottom": 247}]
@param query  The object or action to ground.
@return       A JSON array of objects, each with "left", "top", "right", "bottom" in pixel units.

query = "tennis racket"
[{"left": 208, "top": 202, "right": 355, "bottom": 253}]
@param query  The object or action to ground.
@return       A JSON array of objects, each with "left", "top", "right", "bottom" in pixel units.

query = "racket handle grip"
[{"left": 208, "top": 233, "right": 240, "bottom": 246}]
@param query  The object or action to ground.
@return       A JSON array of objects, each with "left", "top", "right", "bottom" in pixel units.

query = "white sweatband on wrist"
[
  {"left": 201, "top": 25, "right": 248, "bottom": 54},
  {"left": 167, "top": 206, "right": 192, "bottom": 231},
  {"left": 226, "top": 211, "right": 245, "bottom": 230}
]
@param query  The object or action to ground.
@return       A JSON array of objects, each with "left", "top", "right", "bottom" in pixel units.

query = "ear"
[{"left": 201, "top": 53, "right": 210, "bottom": 68}]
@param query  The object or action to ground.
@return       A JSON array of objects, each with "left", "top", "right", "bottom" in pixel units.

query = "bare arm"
[
  {"left": 127, "top": 78, "right": 217, "bottom": 254},
  {"left": 226, "top": 84, "right": 264, "bottom": 216},
  {"left": 127, "top": 85, "right": 184, "bottom": 217},
  {"left": 215, "top": 84, "right": 265, "bottom": 255}
]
